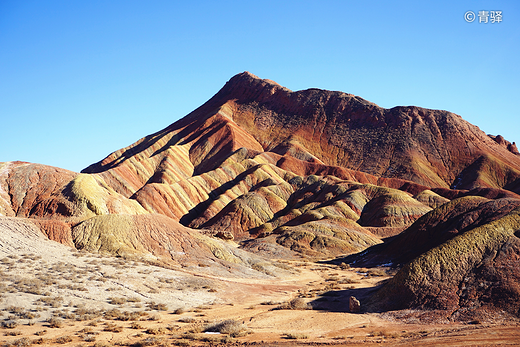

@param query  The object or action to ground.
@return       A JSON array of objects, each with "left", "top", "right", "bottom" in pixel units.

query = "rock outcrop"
[{"left": 367, "top": 200, "right": 520, "bottom": 319}]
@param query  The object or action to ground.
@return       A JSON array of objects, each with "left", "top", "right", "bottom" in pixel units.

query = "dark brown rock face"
[{"left": 489, "top": 134, "right": 520, "bottom": 155}]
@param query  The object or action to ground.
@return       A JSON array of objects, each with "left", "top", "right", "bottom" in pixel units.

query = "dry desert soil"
[{"left": 1, "top": 235, "right": 519, "bottom": 347}]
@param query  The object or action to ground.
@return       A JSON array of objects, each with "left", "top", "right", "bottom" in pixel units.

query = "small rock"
[
  {"left": 215, "top": 231, "right": 234, "bottom": 240},
  {"left": 349, "top": 296, "right": 361, "bottom": 313}
]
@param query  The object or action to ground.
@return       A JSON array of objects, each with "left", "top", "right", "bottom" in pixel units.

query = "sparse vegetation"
[
  {"left": 284, "top": 332, "right": 309, "bottom": 339},
  {"left": 3, "top": 337, "right": 32, "bottom": 347},
  {"left": 145, "top": 327, "right": 167, "bottom": 335},
  {"left": 36, "top": 296, "right": 63, "bottom": 308},
  {"left": 275, "top": 297, "right": 309, "bottom": 310},
  {"left": 108, "top": 297, "right": 127, "bottom": 305},
  {"left": 104, "top": 308, "right": 145, "bottom": 321},
  {"left": 178, "top": 316, "right": 197, "bottom": 323},
  {"left": 74, "top": 308, "right": 104, "bottom": 321},
  {"left": 4, "top": 330, "right": 22, "bottom": 336},
  {"left": 130, "top": 321, "right": 143, "bottom": 329},
  {"left": 204, "top": 319, "right": 249, "bottom": 337},
  {"left": 55, "top": 335, "right": 73, "bottom": 344},
  {"left": 103, "top": 322, "right": 124, "bottom": 332},
  {"left": 47, "top": 317, "right": 64, "bottom": 328},
  {"left": 83, "top": 334, "right": 96, "bottom": 342},
  {"left": 146, "top": 302, "right": 167, "bottom": 311},
  {"left": 365, "top": 268, "right": 387, "bottom": 277},
  {"left": 2, "top": 320, "right": 19, "bottom": 329},
  {"left": 133, "top": 337, "right": 165, "bottom": 347},
  {"left": 173, "top": 307, "right": 186, "bottom": 314}
]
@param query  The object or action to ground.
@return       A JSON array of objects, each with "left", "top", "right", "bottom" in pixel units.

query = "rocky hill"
[{"left": 2, "top": 72, "right": 520, "bottom": 319}]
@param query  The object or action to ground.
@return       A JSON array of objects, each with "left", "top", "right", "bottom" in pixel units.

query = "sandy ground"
[{"left": 1, "top": 232, "right": 520, "bottom": 346}]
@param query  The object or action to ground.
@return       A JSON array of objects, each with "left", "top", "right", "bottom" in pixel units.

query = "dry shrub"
[
  {"left": 47, "top": 317, "right": 63, "bottom": 328},
  {"left": 108, "top": 297, "right": 127, "bottom": 305},
  {"left": 19, "top": 312, "right": 38, "bottom": 320},
  {"left": 74, "top": 308, "right": 103, "bottom": 321},
  {"left": 284, "top": 332, "right": 308, "bottom": 339},
  {"left": 276, "top": 298, "right": 309, "bottom": 310},
  {"left": 185, "top": 323, "right": 204, "bottom": 334},
  {"left": 78, "top": 327, "right": 94, "bottom": 334},
  {"left": 1, "top": 320, "right": 19, "bottom": 329},
  {"left": 87, "top": 319, "right": 101, "bottom": 326},
  {"left": 55, "top": 309, "right": 75, "bottom": 320},
  {"left": 339, "top": 262, "right": 350, "bottom": 269},
  {"left": 173, "top": 307, "right": 186, "bottom": 315},
  {"left": 4, "top": 330, "right": 22, "bottom": 336},
  {"left": 34, "top": 330, "right": 47, "bottom": 336},
  {"left": 325, "top": 283, "right": 341, "bottom": 290},
  {"left": 338, "top": 277, "right": 357, "bottom": 284},
  {"left": 6, "top": 306, "right": 25, "bottom": 315},
  {"left": 146, "top": 302, "right": 167, "bottom": 311},
  {"left": 55, "top": 336, "right": 73, "bottom": 344},
  {"left": 251, "top": 262, "right": 273, "bottom": 276},
  {"left": 260, "top": 301, "right": 280, "bottom": 305},
  {"left": 36, "top": 296, "right": 63, "bottom": 308},
  {"left": 104, "top": 309, "right": 123, "bottom": 320},
  {"left": 145, "top": 327, "right": 167, "bottom": 335},
  {"left": 133, "top": 337, "right": 165, "bottom": 346},
  {"left": 181, "top": 333, "right": 198, "bottom": 341},
  {"left": 274, "top": 261, "right": 293, "bottom": 270},
  {"left": 10, "top": 278, "right": 45, "bottom": 295},
  {"left": 178, "top": 317, "right": 196, "bottom": 323},
  {"left": 148, "top": 314, "right": 160, "bottom": 321},
  {"left": 332, "top": 336, "right": 348, "bottom": 340},
  {"left": 204, "top": 319, "right": 248, "bottom": 337},
  {"left": 104, "top": 322, "right": 123, "bottom": 333},
  {"left": 83, "top": 334, "right": 96, "bottom": 342},
  {"left": 69, "top": 284, "right": 87, "bottom": 291},
  {"left": 3, "top": 337, "right": 32, "bottom": 347},
  {"left": 366, "top": 268, "right": 387, "bottom": 277},
  {"left": 130, "top": 322, "right": 143, "bottom": 329}
]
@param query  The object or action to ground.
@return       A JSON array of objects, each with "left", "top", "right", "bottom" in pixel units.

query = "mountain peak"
[
  {"left": 212, "top": 71, "right": 291, "bottom": 104},
  {"left": 230, "top": 71, "right": 284, "bottom": 87}
]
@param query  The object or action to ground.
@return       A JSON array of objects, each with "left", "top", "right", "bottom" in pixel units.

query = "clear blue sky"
[{"left": 1, "top": 1, "right": 519, "bottom": 172}]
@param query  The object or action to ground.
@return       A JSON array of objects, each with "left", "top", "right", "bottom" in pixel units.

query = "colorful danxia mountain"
[{"left": 2, "top": 72, "right": 520, "bottom": 321}]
